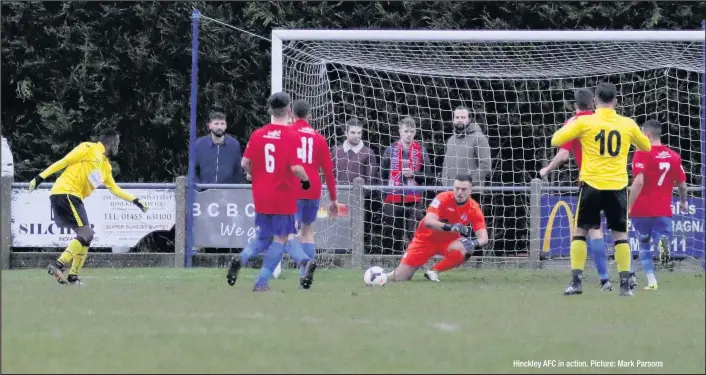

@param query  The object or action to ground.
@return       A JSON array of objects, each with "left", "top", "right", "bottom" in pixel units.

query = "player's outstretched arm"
[
  {"left": 540, "top": 148, "right": 571, "bottom": 178},
  {"left": 631, "top": 124, "right": 652, "bottom": 152},
  {"left": 550, "top": 119, "right": 582, "bottom": 147},
  {"left": 422, "top": 212, "right": 470, "bottom": 236},
  {"left": 422, "top": 213, "right": 450, "bottom": 231},
  {"left": 29, "top": 143, "right": 92, "bottom": 192},
  {"left": 103, "top": 169, "right": 148, "bottom": 213}
]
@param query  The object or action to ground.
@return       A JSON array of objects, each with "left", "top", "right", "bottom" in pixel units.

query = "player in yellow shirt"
[
  {"left": 551, "top": 82, "right": 651, "bottom": 297},
  {"left": 28, "top": 129, "right": 149, "bottom": 285}
]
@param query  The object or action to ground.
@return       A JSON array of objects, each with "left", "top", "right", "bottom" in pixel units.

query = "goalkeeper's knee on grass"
[{"left": 431, "top": 251, "right": 465, "bottom": 273}]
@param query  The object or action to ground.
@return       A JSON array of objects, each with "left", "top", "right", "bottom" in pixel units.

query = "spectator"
[
  {"left": 194, "top": 112, "right": 244, "bottom": 184},
  {"left": 440, "top": 106, "right": 492, "bottom": 187},
  {"left": 1, "top": 136, "right": 14, "bottom": 178},
  {"left": 380, "top": 117, "right": 432, "bottom": 250},
  {"left": 331, "top": 118, "right": 380, "bottom": 184}
]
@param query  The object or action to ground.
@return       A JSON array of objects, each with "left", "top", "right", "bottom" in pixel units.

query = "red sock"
[{"left": 432, "top": 251, "right": 465, "bottom": 272}]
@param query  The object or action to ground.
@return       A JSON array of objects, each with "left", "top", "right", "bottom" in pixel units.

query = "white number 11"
[{"left": 297, "top": 137, "right": 313, "bottom": 164}]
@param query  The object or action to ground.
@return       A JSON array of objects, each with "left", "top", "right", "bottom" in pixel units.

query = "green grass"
[{"left": 2, "top": 267, "right": 704, "bottom": 374}]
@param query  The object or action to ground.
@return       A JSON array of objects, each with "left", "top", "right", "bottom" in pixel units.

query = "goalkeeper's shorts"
[{"left": 400, "top": 239, "right": 454, "bottom": 268}]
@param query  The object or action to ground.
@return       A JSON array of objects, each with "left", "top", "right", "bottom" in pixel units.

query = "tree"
[{"left": 2, "top": 1, "right": 703, "bottom": 254}]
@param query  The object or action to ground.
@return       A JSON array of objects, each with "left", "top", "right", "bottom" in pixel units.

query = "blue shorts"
[
  {"left": 297, "top": 199, "right": 320, "bottom": 226},
  {"left": 255, "top": 213, "right": 297, "bottom": 239},
  {"left": 631, "top": 217, "right": 672, "bottom": 248}
]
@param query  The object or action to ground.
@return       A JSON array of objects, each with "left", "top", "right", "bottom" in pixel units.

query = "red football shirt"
[
  {"left": 413, "top": 191, "right": 486, "bottom": 244},
  {"left": 290, "top": 119, "right": 337, "bottom": 201},
  {"left": 630, "top": 145, "right": 686, "bottom": 218},
  {"left": 559, "top": 110, "right": 594, "bottom": 168},
  {"left": 243, "top": 124, "right": 300, "bottom": 215}
]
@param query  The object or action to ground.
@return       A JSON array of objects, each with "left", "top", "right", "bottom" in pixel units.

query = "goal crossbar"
[{"left": 272, "top": 29, "right": 705, "bottom": 42}]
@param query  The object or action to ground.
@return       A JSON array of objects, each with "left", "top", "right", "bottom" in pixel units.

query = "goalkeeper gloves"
[
  {"left": 460, "top": 237, "right": 481, "bottom": 252},
  {"left": 28, "top": 176, "right": 45, "bottom": 193},
  {"left": 301, "top": 180, "right": 311, "bottom": 190},
  {"left": 442, "top": 223, "right": 470, "bottom": 237},
  {"left": 133, "top": 198, "right": 149, "bottom": 213}
]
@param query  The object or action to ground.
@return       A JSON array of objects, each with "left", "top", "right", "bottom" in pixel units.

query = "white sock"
[
  {"left": 646, "top": 273, "right": 657, "bottom": 285},
  {"left": 386, "top": 271, "right": 395, "bottom": 279}
]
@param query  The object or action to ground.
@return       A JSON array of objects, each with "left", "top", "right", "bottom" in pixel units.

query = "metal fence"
[{"left": 2, "top": 175, "right": 703, "bottom": 270}]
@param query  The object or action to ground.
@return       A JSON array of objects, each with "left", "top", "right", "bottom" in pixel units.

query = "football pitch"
[{"left": 2, "top": 267, "right": 704, "bottom": 374}]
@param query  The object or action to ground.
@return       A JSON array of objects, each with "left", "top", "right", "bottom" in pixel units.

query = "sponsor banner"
[
  {"left": 192, "top": 188, "right": 352, "bottom": 249},
  {"left": 540, "top": 195, "right": 704, "bottom": 258},
  {"left": 11, "top": 189, "right": 175, "bottom": 247}
]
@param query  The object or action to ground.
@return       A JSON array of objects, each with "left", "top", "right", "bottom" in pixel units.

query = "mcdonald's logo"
[{"left": 542, "top": 200, "right": 574, "bottom": 253}]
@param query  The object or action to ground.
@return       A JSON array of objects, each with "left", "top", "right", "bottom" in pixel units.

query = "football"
[
  {"left": 272, "top": 261, "right": 282, "bottom": 279},
  {"left": 363, "top": 266, "right": 387, "bottom": 287}
]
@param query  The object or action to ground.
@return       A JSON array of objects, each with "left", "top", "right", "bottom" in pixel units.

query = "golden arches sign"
[{"left": 542, "top": 200, "right": 575, "bottom": 253}]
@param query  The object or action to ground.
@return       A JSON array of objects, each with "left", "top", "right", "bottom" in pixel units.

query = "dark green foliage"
[
  {"left": 1, "top": 2, "right": 703, "bottom": 254},
  {"left": 2, "top": 1, "right": 703, "bottom": 182}
]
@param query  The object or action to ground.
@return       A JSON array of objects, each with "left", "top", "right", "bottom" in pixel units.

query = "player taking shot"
[
  {"left": 551, "top": 82, "right": 651, "bottom": 296},
  {"left": 387, "top": 174, "right": 488, "bottom": 282},
  {"left": 540, "top": 89, "right": 613, "bottom": 291},
  {"left": 628, "top": 119, "right": 689, "bottom": 290},
  {"left": 28, "top": 129, "right": 149, "bottom": 285},
  {"left": 226, "top": 92, "right": 316, "bottom": 292}
]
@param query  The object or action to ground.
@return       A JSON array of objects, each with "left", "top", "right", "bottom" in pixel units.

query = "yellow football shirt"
[
  {"left": 551, "top": 108, "right": 651, "bottom": 190},
  {"left": 39, "top": 142, "right": 136, "bottom": 202}
]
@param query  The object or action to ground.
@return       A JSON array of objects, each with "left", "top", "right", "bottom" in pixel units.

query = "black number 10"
[{"left": 595, "top": 129, "right": 621, "bottom": 157}]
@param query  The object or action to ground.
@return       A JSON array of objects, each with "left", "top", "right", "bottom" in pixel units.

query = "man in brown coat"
[{"left": 331, "top": 118, "right": 380, "bottom": 185}]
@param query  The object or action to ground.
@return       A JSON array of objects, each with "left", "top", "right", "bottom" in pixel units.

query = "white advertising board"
[{"left": 11, "top": 189, "right": 175, "bottom": 247}]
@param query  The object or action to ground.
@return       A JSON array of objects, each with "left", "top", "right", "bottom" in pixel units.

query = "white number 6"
[{"left": 265, "top": 143, "right": 276, "bottom": 173}]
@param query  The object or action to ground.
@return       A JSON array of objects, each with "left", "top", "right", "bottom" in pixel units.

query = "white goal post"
[{"left": 270, "top": 29, "right": 705, "bottom": 270}]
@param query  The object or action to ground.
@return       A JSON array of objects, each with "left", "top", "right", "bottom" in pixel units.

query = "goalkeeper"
[
  {"left": 541, "top": 88, "right": 613, "bottom": 291},
  {"left": 387, "top": 174, "right": 488, "bottom": 282},
  {"left": 550, "top": 83, "right": 651, "bottom": 296},
  {"left": 28, "top": 129, "right": 149, "bottom": 285}
]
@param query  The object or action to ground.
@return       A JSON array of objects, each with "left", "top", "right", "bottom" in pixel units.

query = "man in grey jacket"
[{"left": 440, "top": 107, "right": 492, "bottom": 187}]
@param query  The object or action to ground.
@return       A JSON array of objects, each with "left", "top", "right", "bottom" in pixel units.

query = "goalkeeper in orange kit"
[
  {"left": 387, "top": 174, "right": 489, "bottom": 282},
  {"left": 28, "top": 129, "right": 149, "bottom": 285}
]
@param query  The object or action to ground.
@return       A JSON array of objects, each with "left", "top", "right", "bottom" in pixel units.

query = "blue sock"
[
  {"left": 286, "top": 238, "right": 310, "bottom": 265},
  {"left": 590, "top": 238, "right": 609, "bottom": 281},
  {"left": 639, "top": 241, "right": 655, "bottom": 274},
  {"left": 240, "top": 238, "right": 272, "bottom": 266},
  {"left": 254, "top": 242, "right": 285, "bottom": 287},
  {"left": 295, "top": 242, "right": 317, "bottom": 278},
  {"left": 301, "top": 242, "right": 317, "bottom": 260}
]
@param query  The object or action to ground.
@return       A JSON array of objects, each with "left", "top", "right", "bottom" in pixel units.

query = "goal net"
[{"left": 273, "top": 30, "right": 705, "bottom": 272}]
